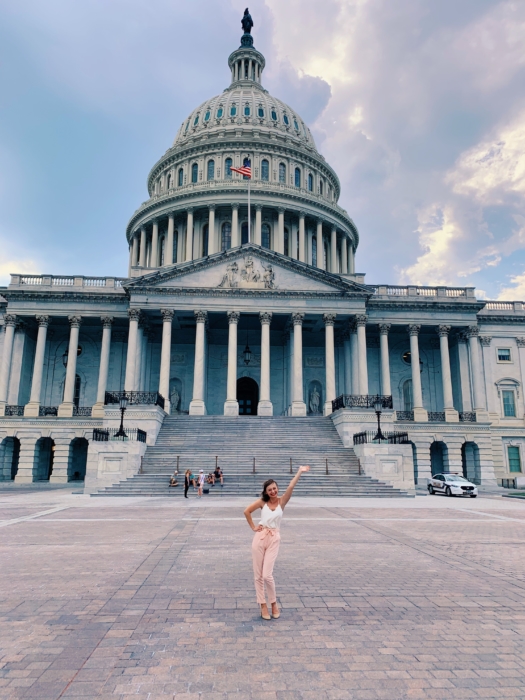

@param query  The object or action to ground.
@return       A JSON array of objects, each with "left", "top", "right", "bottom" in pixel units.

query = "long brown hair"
[{"left": 261, "top": 479, "right": 278, "bottom": 502}]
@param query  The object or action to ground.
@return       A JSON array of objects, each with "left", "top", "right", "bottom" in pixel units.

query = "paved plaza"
[{"left": 1, "top": 488, "right": 525, "bottom": 699}]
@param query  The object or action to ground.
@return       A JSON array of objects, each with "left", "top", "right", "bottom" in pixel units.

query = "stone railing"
[
  {"left": 370, "top": 285, "right": 475, "bottom": 299},
  {"left": 482, "top": 301, "right": 524, "bottom": 312},
  {"left": 10, "top": 275, "right": 126, "bottom": 289}
]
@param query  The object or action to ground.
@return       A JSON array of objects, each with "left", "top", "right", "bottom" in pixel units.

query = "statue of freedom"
[{"left": 241, "top": 8, "right": 253, "bottom": 34}]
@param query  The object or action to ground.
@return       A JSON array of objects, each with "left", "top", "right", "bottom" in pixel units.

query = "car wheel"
[
  {"left": 445, "top": 486, "right": 452, "bottom": 497},
  {"left": 470, "top": 494, "right": 477, "bottom": 498},
  {"left": 428, "top": 485, "right": 434, "bottom": 495}
]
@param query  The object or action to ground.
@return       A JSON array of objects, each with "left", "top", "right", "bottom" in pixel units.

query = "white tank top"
[{"left": 259, "top": 503, "right": 283, "bottom": 530}]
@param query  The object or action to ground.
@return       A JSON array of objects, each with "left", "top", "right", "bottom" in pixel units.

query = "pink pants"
[{"left": 252, "top": 528, "right": 281, "bottom": 604}]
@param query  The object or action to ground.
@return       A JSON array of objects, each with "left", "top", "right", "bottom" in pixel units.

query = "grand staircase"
[{"left": 93, "top": 416, "right": 413, "bottom": 498}]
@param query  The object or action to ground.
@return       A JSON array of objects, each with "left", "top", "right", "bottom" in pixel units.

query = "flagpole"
[{"left": 248, "top": 175, "right": 251, "bottom": 243}]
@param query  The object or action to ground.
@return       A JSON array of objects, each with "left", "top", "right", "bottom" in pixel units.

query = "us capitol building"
[{"left": 1, "top": 15, "right": 524, "bottom": 493}]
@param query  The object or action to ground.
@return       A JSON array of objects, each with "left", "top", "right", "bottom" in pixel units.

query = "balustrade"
[
  {"left": 104, "top": 391, "right": 165, "bottom": 409},
  {"left": 93, "top": 428, "right": 147, "bottom": 443},
  {"left": 332, "top": 395, "right": 393, "bottom": 411},
  {"left": 353, "top": 431, "right": 409, "bottom": 445}
]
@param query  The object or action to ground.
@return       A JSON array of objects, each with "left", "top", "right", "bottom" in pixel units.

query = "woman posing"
[
  {"left": 184, "top": 470, "right": 191, "bottom": 499},
  {"left": 244, "top": 466, "right": 310, "bottom": 620}
]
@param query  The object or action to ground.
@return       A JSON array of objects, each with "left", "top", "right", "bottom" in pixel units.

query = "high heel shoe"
[
  {"left": 260, "top": 610, "right": 271, "bottom": 620},
  {"left": 271, "top": 609, "right": 280, "bottom": 619}
]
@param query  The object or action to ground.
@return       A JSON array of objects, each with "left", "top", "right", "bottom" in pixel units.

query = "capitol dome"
[{"left": 126, "top": 26, "right": 358, "bottom": 277}]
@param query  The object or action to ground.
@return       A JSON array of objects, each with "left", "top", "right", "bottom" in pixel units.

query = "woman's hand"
[
  {"left": 298, "top": 465, "right": 310, "bottom": 473},
  {"left": 253, "top": 524, "right": 263, "bottom": 532}
]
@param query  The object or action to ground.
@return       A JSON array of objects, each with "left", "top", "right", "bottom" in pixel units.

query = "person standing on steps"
[
  {"left": 197, "top": 469, "right": 205, "bottom": 498},
  {"left": 184, "top": 470, "right": 191, "bottom": 499},
  {"left": 244, "top": 466, "right": 310, "bottom": 620}
]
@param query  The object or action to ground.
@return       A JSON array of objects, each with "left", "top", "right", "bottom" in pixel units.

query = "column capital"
[
  {"left": 255, "top": 204, "right": 262, "bottom": 212},
  {"left": 277, "top": 207, "right": 285, "bottom": 215},
  {"left": 355, "top": 315, "right": 367, "bottom": 328},
  {"left": 437, "top": 324, "right": 451, "bottom": 337},
  {"left": 168, "top": 211, "right": 175, "bottom": 219},
  {"left": 299, "top": 210, "right": 306, "bottom": 219},
  {"left": 186, "top": 206, "right": 194, "bottom": 214},
  {"left": 128, "top": 308, "right": 142, "bottom": 322},
  {"left": 231, "top": 202, "right": 240, "bottom": 210},
  {"left": 457, "top": 331, "right": 468, "bottom": 343},
  {"left": 36, "top": 315, "right": 50, "bottom": 328},
  {"left": 479, "top": 335, "right": 492, "bottom": 346},
  {"left": 227, "top": 310, "right": 240, "bottom": 324},
  {"left": 317, "top": 219, "right": 323, "bottom": 227},
  {"left": 331, "top": 224, "right": 337, "bottom": 233},
  {"left": 323, "top": 313, "right": 336, "bottom": 326},
  {"left": 466, "top": 325, "right": 479, "bottom": 338},
  {"left": 378, "top": 323, "right": 391, "bottom": 335},
  {"left": 291, "top": 312, "right": 304, "bottom": 326},
  {"left": 160, "top": 308, "right": 175, "bottom": 322},
  {"left": 516, "top": 337, "right": 525, "bottom": 347},
  {"left": 4, "top": 314, "right": 17, "bottom": 327},
  {"left": 259, "top": 311, "right": 272, "bottom": 325},
  {"left": 101, "top": 316, "right": 114, "bottom": 328},
  {"left": 194, "top": 310, "right": 208, "bottom": 323},
  {"left": 68, "top": 315, "right": 82, "bottom": 328},
  {"left": 208, "top": 204, "right": 216, "bottom": 212},
  {"left": 407, "top": 324, "right": 421, "bottom": 336}
]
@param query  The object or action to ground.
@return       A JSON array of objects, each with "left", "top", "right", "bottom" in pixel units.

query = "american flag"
[{"left": 230, "top": 165, "right": 252, "bottom": 178}]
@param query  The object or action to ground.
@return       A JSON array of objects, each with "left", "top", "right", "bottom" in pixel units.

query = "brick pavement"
[{"left": 0, "top": 491, "right": 525, "bottom": 699}]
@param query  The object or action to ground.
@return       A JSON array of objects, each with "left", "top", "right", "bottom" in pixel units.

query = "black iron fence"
[
  {"left": 428, "top": 412, "right": 446, "bottom": 422},
  {"left": 353, "top": 431, "right": 410, "bottom": 445},
  {"left": 39, "top": 406, "right": 58, "bottom": 417},
  {"left": 395, "top": 411, "right": 414, "bottom": 421},
  {"left": 332, "top": 395, "right": 393, "bottom": 411},
  {"left": 5, "top": 405, "right": 24, "bottom": 416},
  {"left": 73, "top": 406, "right": 92, "bottom": 416},
  {"left": 459, "top": 412, "right": 476, "bottom": 422},
  {"left": 93, "top": 428, "right": 147, "bottom": 443},
  {"left": 104, "top": 391, "right": 165, "bottom": 410}
]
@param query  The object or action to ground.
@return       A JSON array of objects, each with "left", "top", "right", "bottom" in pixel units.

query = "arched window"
[
  {"left": 308, "top": 173, "right": 313, "bottom": 192},
  {"left": 191, "top": 163, "right": 198, "bottom": 183},
  {"left": 207, "top": 160, "right": 215, "bottom": 180},
  {"left": 284, "top": 227, "right": 289, "bottom": 256},
  {"left": 202, "top": 224, "right": 209, "bottom": 257},
  {"left": 241, "top": 222, "right": 249, "bottom": 245},
  {"left": 230, "top": 104, "right": 237, "bottom": 117},
  {"left": 295, "top": 167, "right": 301, "bottom": 188},
  {"left": 258, "top": 106, "right": 264, "bottom": 118},
  {"left": 323, "top": 242, "right": 328, "bottom": 269},
  {"left": 244, "top": 104, "right": 251, "bottom": 116},
  {"left": 184, "top": 120, "right": 190, "bottom": 133},
  {"left": 312, "top": 236, "right": 317, "bottom": 267},
  {"left": 294, "top": 118, "right": 299, "bottom": 131},
  {"left": 173, "top": 230, "right": 178, "bottom": 261},
  {"left": 283, "top": 114, "right": 290, "bottom": 126},
  {"left": 279, "top": 163, "right": 286, "bottom": 183},
  {"left": 221, "top": 222, "right": 232, "bottom": 251},
  {"left": 243, "top": 157, "right": 251, "bottom": 180},
  {"left": 178, "top": 168, "right": 184, "bottom": 187},
  {"left": 217, "top": 106, "right": 224, "bottom": 118},
  {"left": 204, "top": 110, "right": 211, "bottom": 122},
  {"left": 261, "top": 223, "right": 271, "bottom": 249},
  {"left": 193, "top": 114, "right": 199, "bottom": 126},
  {"left": 403, "top": 380, "right": 413, "bottom": 411},
  {"left": 225, "top": 158, "right": 233, "bottom": 178},
  {"left": 261, "top": 159, "right": 269, "bottom": 181},
  {"left": 271, "top": 109, "right": 278, "bottom": 121},
  {"left": 167, "top": 174, "right": 172, "bottom": 189},
  {"left": 319, "top": 180, "right": 324, "bottom": 195}
]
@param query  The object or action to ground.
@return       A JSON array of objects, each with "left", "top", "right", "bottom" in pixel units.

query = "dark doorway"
[
  {"left": 237, "top": 377, "right": 259, "bottom": 415},
  {"left": 35, "top": 438, "right": 54, "bottom": 481},
  {"left": 69, "top": 437, "right": 88, "bottom": 482}
]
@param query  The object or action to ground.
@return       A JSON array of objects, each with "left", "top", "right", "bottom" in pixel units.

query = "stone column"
[
  {"left": 341, "top": 237, "right": 348, "bottom": 274},
  {"left": 124, "top": 309, "right": 141, "bottom": 392},
  {"left": 254, "top": 205, "right": 262, "bottom": 246},
  {"left": 291, "top": 312, "right": 307, "bottom": 416},
  {"left": 408, "top": 325, "right": 427, "bottom": 421},
  {"left": 343, "top": 330, "right": 352, "bottom": 394},
  {"left": 231, "top": 203, "right": 240, "bottom": 248},
  {"left": 13, "top": 433, "right": 41, "bottom": 484},
  {"left": 258, "top": 312, "right": 273, "bottom": 416},
  {"left": 277, "top": 208, "right": 285, "bottom": 254},
  {"left": 185, "top": 208, "right": 194, "bottom": 261},
  {"left": 91, "top": 316, "right": 113, "bottom": 418},
  {"left": 516, "top": 338, "right": 525, "bottom": 416},
  {"left": 317, "top": 221, "right": 324, "bottom": 269},
  {"left": 457, "top": 333, "right": 472, "bottom": 412},
  {"left": 166, "top": 214, "right": 174, "bottom": 265},
  {"left": 356, "top": 315, "right": 369, "bottom": 395},
  {"left": 307, "top": 230, "right": 313, "bottom": 266},
  {"left": 0, "top": 314, "right": 17, "bottom": 414},
  {"left": 330, "top": 227, "right": 337, "bottom": 272},
  {"left": 324, "top": 314, "right": 336, "bottom": 415},
  {"left": 480, "top": 335, "right": 498, "bottom": 415},
  {"left": 58, "top": 316, "right": 82, "bottom": 417},
  {"left": 224, "top": 311, "right": 240, "bottom": 415},
  {"left": 25, "top": 316, "right": 50, "bottom": 417},
  {"left": 131, "top": 235, "right": 139, "bottom": 267},
  {"left": 466, "top": 326, "right": 486, "bottom": 416},
  {"left": 50, "top": 433, "right": 79, "bottom": 484},
  {"left": 298, "top": 212, "right": 306, "bottom": 262},
  {"left": 189, "top": 310, "right": 208, "bottom": 415},
  {"left": 437, "top": 325, "right": 458, "bottom": 421},
  {"left": 350, "top": 324, "right": 359, "bottom": 394},
  {"left": 348, "top": 243, "right": 355, "bottom": 274},
  {"left": 135, "top": 323, "right": 144, "bottom": 390},
  {"left": 140, "top": 325, "right": 149, "bottom": 391},
  {"left": 151, "top": 220, "right": 159, "bottom": 267},
  {"left": 159, "top": 309, "right": 174, "bottom": 413},
  {"left": 139, "top": 227, "right": 146, "bottom": 267},
  {"left": 207, "top": 206, "right": 216, "bottom": 255},
  {"left": 379, "top": 323, "right": 392, "bottom": 397}
]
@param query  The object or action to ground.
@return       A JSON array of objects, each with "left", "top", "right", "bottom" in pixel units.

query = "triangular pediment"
[{"left": 125, "top": 245, "right": 371, "bottom": 296}]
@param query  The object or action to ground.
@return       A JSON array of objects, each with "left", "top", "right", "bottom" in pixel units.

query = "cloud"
[
  {"left": 0, "top": 259, "right": 42, "bottom": 287},
  {"left": 497, "top": 272, "right": 525, "bottom": 300}
]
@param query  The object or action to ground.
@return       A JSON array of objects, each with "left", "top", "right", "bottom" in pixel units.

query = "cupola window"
[
  {"left": 258, "top": 107, "right": 264, "bottom": 118},
  {"left": 202, "top": 224, "right": 209, "bottom": 257},
  {"left": 283, "top": 114, "right": 289, "bottom": 126},
  {"left": 319, "top": 180, "right": 324, "bottom": 195},
  {"left": 225, "top": 158, "right": 233, "bottom": 178},
  {"left": 261, "top": 159, "right": 269, "bottom": 182},
  {"left": 271, "top": 109, "right": 278, "bottom": 121},
  {"left": 191, "top": 163, "right": 198, "bottom": 184},
  {"left": 204, "top": 110, "right": 211, "bottom": 122},
  {"left": 217, "top": 107, "right": 224, "bottom": 118},
  {"left": 242, "top": 158, "right": 251, "bottom": 180},
  {"left": 262, "top": 223, "right": 271, "bottom": 249},
  {"left": 308, "top": 173, "right": 313, "bottom": 192},
  {"left": 284, "top": 228, "right": 289, "bottom": 256},
  {"left": 294, "top": 119, "right": 299, "bottom": 131},
  {"left": 184, "top": 120, "right": 189, "bottom": 133},
  {"left": 230, "top": 105, "right": 237, "bottom": 117},
  {"left": 178, "top": 168, "right": 184, "bottom": 187},
  {"left": 244, "top": 104, "right": 251, "bottom": 116},
  {"left": 279, "top": 163, "right": 286, "bottom": 183},
  {"left": 221, "top": 222, "right": 232, "bottom": 251},
  {"left": 193, "top": 114, "right": 199, "bottom": 126},
  {"left": 294, "top": 167, "right": 301, "bottom": 188},
  {"left": 207, "top": 160, "right": 215, "bottom": 181},
  {"left": 167, "top": 174, "right": 172, "bottom": 189}
]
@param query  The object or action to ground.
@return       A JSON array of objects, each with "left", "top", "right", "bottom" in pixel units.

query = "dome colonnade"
[{"left": 125, "top": 32, "right": 358, "bottom": 278}]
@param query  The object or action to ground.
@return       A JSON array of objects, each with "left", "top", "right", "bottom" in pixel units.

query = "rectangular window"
[
  {"left": 502, "top": 390, "right": 516, "bottom": 417},
  {"left": 498, "top": 348, "right": 511, "bottom": 362},
  {"left": 508, "top": 445, "right": 522, "bottom": 472}
]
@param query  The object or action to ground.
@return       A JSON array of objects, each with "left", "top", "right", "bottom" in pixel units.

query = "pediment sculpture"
[{"left": 218, "top": 256, "right": 277, "bottom": 290}]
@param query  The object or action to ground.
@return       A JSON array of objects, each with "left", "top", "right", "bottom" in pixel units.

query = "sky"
[{"left": 1, "top": 0, "right": 525, "bottom": 300}]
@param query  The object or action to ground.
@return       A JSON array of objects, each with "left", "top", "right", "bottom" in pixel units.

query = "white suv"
[{"left": 427, "top": 473, "right": 478, "bottom": 497}]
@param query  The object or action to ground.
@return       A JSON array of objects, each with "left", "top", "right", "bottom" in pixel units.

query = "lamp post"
[
  {"left": 115, "top": 393, "right": 128, "bottom": 438},
  {"left": 243, "top": 331, "right": 252, "bottom": 366},
  {"left": 373, "top": 397, "right": 385, "bottom": 442}
]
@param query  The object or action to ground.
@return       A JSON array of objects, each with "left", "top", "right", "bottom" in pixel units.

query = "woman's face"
[{"left": 265, "top": 482, "right": 279, "bottom": 499}]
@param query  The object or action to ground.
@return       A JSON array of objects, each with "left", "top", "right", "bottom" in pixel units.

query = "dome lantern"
[{"left": 228, "top": 9, "right": 265, "bottom": 88}]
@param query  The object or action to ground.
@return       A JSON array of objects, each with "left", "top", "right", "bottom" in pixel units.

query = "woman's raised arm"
[{"left": 280, "top": 466, "right": 310, "bottom": 509}]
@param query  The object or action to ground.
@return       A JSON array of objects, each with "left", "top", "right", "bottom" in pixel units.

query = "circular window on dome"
[
  {"left": 230, "top": 105, "right": 237, "bottom": 117},
  {"left": 283, "top": 114, "right": 290, "bottom": 126},
  {"left": 271, "top": 109, "right": 278, "bottom": 121},
  {"left": 217, "top": 107, "right": 224, "bottom": 119},
  {"left": 258, "top": 106, "right": 264, "bottom": 118},
  {"left": 193, "top": 114, "right": 199, "bottom": 126},
  {"left": 204, "top": 110, "right": 211, "bottom": 122}
]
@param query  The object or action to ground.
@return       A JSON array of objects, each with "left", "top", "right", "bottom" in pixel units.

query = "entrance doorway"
[{"left": 237, "top": 377, "right": 259, "bottom": 415}]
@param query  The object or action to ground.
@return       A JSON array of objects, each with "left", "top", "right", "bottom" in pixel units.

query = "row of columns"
[{"left": 130, "top": 207, "right": 355, "bottom": 274}]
